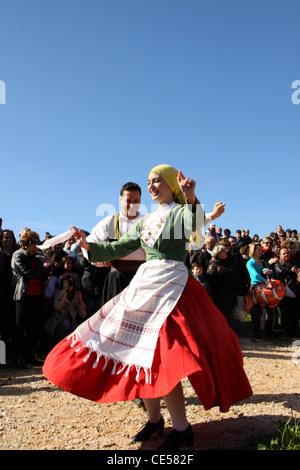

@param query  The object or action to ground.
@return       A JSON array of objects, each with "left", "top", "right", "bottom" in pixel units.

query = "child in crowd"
[
  {"left": 57, "top": 255, "right": 81, "bottom": 291},
  {"left": 191, "top": 261, "right": 212, "bottom": 297},
  {"left": 44, "top": 274, "right": 86, "bottom": 346}
]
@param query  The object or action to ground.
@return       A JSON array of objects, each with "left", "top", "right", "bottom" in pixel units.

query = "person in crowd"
[
  {"left": 43, "top": 266, "right": 58, "bottom": 319},
  {"left": 77, "top": 238, "right": 108, "bottom": 318},
  {"left": 228, "top": 235, "right": 237, "bottom": 248},
  {"left": 11, "top": 230, "right": 54, "bottom": 367},
  {"left": 243, "top": 229, "right": 252, "bottom": 245},
  {"left": 290, "top": 230, "right": 300, "bottom": 251},
  {"left": 274, "top": 241, "right": 281, "bottom": 259},
  {"left": 46, "top": 242, "right": 66, "bottom": 278},
  {"left": 286, "top": 229, "right": 293, "bottom": 241},
  {"left": 252, "top": 234, "right": 260, "bottom": 242},
  {"left": 185, "top": 247, "right": 197, "bottom": 270},
  {"left": 223, "top": 228, "right": 231, "bottom": 239},
  {"left": 286, "top": 241, "right": 300, "bottom": 264},
  {"left": 205, "top": 223, "right": 219, "bottom": 242},
  {"left": 43, "top": 232, "right": 52, "bottom": 243},
  {"left": 279, "top": 231, "right": 287, "bottom": 244},
  {"left": 16, "top": 227, "right": 31, "bottom": 249},
  {"left": 216, "top": 226, "right": 222, "bottom": 239},
  {"left": 223, "top": 239, "right": 251, "bottom": 328},
  {"left": 43, "top": 164, "right": 251, "bottom": 451},
  {"left": 237, "top": 229, "right": 251, "bottom": 249},
  {"left": 235, "top": 230, "right": 244, "bottom": 249},
  {"left": 57, "top": 255, "right": 81, "bottom": 291},
  {"left": 63, "top": 235, "right": 76, "bottom": 255},
  {"left": 63, "top": 235, "right": 81, "bottom": 270},
  {"left": 260, "top": 236, "right": 278, "bottom": 267},
  {"left": 206, "top": 244, "right": 238, "bottom": 330},
  {"left": 222, "top": 239, "right": 250, "bottom": 295},
  {"left": 273, "top": 248, "right": 300, "bottom": 337},
  {"left": 259, "top": 237, "right": 279, "bottom": 334},
  {"left": 291, "top": 229, "right": 298, "bottom": 242},
  {"left": 246, "top": 243, "right": 273, "bottom": 339},
  {"left": 239, "top": 244, "right": 250, "bottom": 263},
  {"left": 44, "top": 274, "right": 86, "bottom": 346},
  {"left": 42, "top": 264, "right": 59, "bottom": 353},
  {"left": 190, "top": 260, "right": 212, "bottom": 296},
  {"left": 191, "top": 235, "right": 215, "bottom": 275},
  {"left": 0, "top": 229, "right": 18, "bottom": 348},
  {"left": 275, "top": 225, "right": 283, "bottom": 241}
]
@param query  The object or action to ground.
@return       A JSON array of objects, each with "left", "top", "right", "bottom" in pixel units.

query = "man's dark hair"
[{"left": 120, "top": 182, "right": 141, "bottom": 196}]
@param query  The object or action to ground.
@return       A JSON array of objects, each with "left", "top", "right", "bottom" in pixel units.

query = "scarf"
[
  {"left": 150, "top": 164, "right": 205, "bottom": 249},
  {"left": 149, "top": 164, "right": 186, "bottom": 205}
]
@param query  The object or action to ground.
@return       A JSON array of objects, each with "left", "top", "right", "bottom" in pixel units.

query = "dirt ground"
[{"left": 0, "top": 330, "right": 299, "bottom": 451}]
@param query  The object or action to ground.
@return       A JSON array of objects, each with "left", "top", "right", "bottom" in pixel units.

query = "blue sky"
[{"left": 1, "top": 0, "right": 299, "bottom": 241}]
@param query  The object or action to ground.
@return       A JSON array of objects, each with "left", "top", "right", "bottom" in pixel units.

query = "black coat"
[
  {"left": 11, "top": 249, "right": 49, "bottom": 301},
  {"left": 227, "top": 251, "right": 250, "bottom": 296},
  {"left": 273, "top": 260, "right": 299, "bottom": 294},
  {"left": 206, "top": 257, "right": 238, "bottom": 316}
]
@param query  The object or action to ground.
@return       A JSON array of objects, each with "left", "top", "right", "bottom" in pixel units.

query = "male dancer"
[
  {"left": 82, "top": 182, "right": 146, "bottom": 408},
  {"left": 82, "top": 182, "right": 145, "bottom": 306}
]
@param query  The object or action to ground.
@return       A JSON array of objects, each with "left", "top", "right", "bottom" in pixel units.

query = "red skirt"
[{"left": 43, "top": 277, "right": 252, "bottom": 412}]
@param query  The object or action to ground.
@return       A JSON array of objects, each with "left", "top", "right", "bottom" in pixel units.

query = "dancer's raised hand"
[{"left": 177, "top": 170, "right": 196, "bottom": 205}]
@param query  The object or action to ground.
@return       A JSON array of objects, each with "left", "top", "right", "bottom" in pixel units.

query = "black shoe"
[
  {"left": 131, "top": 416, "right": 164, "bottom": 442},
  {"left": 156, "top": 424, "right": 194, "bottom": 450}
]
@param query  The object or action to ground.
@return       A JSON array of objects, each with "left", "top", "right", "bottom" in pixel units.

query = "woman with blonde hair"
[
  {"left": 43, "top": 165, "right": 252, "bottom": 450},
  {"left": 247, "top": 243, "right": 273, "bottom": 338},
  {"left": 11, "top": 230, "right": 54, "bottom": 367}
]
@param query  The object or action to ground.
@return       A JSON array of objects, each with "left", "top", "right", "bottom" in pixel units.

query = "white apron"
[{"left": 68, "top": 203, "right": 188, "bottom": 383}]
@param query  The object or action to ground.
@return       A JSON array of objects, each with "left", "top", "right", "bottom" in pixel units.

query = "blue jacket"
[{"left": 246, "top": 258, "right": 267, "bottom": 285}]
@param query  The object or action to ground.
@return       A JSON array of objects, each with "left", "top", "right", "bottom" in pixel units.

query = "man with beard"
[{"left": 274, "top": 247, "right": 300, "bottom": 338}]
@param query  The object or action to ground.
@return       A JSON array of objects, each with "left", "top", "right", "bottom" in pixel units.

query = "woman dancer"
[{"left": 43, "top": 165, "right": 252, "bottom": 450}]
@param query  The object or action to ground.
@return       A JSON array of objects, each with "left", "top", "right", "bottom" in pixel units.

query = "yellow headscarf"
[{"left": 149, "top": 164, "right": 186, "bottom": 205}]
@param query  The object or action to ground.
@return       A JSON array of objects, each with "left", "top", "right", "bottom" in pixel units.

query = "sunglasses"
[{"left": 29, "top": 240, "right": 40, "bottom": 245}]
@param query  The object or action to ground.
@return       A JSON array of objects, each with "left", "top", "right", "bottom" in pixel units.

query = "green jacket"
[{"left": 88, "top": 201, "right": 205, "bottom": 264}]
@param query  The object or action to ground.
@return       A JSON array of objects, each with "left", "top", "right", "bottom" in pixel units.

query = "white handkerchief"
[{"left": 37, "top": 226, "right": 76, "bottom": 250}]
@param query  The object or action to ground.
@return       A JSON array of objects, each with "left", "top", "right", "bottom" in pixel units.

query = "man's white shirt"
[{"left": 82, "top": 212, "right": 145, "bottom": 266}]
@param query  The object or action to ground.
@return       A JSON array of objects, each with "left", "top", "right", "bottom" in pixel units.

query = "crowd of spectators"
[
  {"left": 188, "top": 224, "right": 300, "bottom": 338},
  {"left": 0, "top": 218, "right": 300, "bottom": 368}
]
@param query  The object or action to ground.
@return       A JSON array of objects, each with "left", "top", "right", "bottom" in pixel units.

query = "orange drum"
[{"left": 252, "top": 280, "right": 286, "bottom": 308}]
